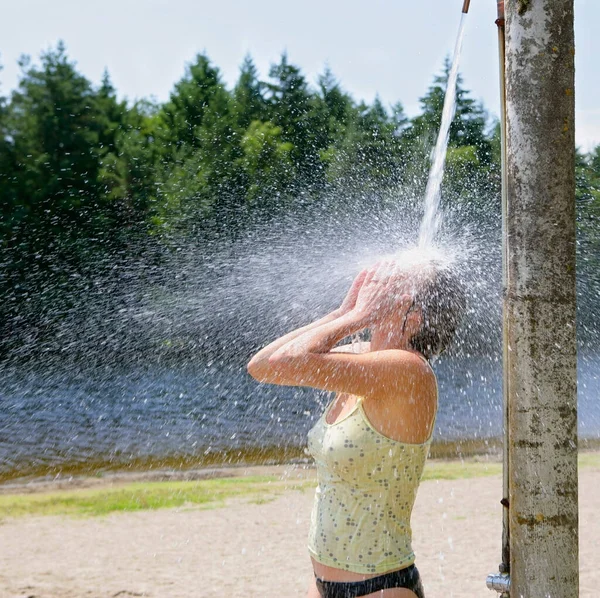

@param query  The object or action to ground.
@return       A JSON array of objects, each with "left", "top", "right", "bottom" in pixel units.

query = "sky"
[{"left": 1, "top": 0, "right": 599, "bottom": 151}]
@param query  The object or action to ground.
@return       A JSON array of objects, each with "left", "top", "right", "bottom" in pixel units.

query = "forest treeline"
[{"left": 1, "top": 43, "right": 599, "bottom": 357}]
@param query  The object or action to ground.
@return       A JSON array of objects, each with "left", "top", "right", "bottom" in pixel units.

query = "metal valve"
[{"left": 486, "top": 573, "right": 511, "bottom": 595}]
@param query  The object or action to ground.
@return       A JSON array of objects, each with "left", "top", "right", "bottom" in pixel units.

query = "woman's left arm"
[
  {"left": 264, "top": 309, "right": 427, "bottom": 399},
  {"left": 257, "top": 264, "right": 430, "bottom": 399}
]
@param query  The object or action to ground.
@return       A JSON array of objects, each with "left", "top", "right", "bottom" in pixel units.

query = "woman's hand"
[
  {"left": 352, "top": 262, "right": 411, "bottom": 323},
  {"left": 337, "top": 269, "right": 369, "bottom": 316}
]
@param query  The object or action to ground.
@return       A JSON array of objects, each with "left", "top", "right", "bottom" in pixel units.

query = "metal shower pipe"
[{"left": 487, "top": 1, "right": 511, "bottom": 595}]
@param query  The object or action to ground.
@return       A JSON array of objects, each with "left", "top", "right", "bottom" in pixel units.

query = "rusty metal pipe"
[
  {"left": 496, "top": 0, "right": 509, "bottom": 580},
  {"left": 496, "top": 0, "right": 505, "bottom": 24},
  {"left": 462, "top": 0, "right": 471, "bottom": 13},
  {"left": 487, "top": 7, "right": 510, "bottom": 593}
]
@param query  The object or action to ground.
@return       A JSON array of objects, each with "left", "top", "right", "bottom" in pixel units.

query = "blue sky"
[{"left": 2, "top": 0, "right": 598, "bottom": 151}]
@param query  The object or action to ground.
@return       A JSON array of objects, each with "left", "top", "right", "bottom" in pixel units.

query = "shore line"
[
  {"left": 2, "top": 438, "right": 599, "bottom": 496},
  {"left": 0, "top": 436, "right": 506, "bottom": 488},
  {"left": 2, "top": 450, "right": 599, "bottom": 501},
  {"left": 0, "top": 436, "right": 507, "bottom": 493}
]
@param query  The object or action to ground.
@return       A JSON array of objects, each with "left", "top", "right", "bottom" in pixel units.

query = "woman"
[{"left": 247, "top": 259, "right": 465, "bottom": 598}]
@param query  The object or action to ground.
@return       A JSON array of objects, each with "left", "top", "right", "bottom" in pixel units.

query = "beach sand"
[{"left": 0, "top": 460, "right": 598, "bottom": 598}]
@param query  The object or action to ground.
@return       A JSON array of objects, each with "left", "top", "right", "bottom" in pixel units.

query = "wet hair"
[{"left": 408, "top": 264, "right": 466, "bottom": 361}]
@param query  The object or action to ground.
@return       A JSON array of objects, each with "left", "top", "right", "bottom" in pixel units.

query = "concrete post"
[{"left": 504, "top": 0, "right": 578, "bottom": 597}]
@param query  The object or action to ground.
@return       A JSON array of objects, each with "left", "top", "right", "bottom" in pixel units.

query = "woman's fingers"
[
  {"left": 339, "top": 268, "right": 372, "bottom": 314},
  {"left": 352, "top": 268, "right": 369, "bottom": 290},
  {"left": 362, "top": 264, "right": 379, "bottom": 287},
  {"left": 353, "top": 259, "right": 414, "bottom": 319},
  {"left": 342, "top": 269, "right": 368, "bottom": 308},
  {"left": 374, "top": 260, "right": 394, "bottom": 285}
]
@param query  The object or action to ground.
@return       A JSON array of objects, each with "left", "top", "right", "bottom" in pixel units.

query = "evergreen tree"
[
  {"left": 152, "top": 53, "right": 245, "bottom": 235},
  {"left": 158, "top": 53, "right": 225, "bottom": 155},
  {"left": 4, "top": 43, "right": 105, "bottom": 262},
  {"left": 232, "top": 54, "right": 267, "bottom": 131},
  {"left": 97, "top": 98, "right": 161, "bottom": 233},
  {"left": 0, "top": 60, "right": 12, "bottom": 230},
  {"left": 323, "top": 97, "right": 404, "bottom": 191},
  {"left": 314, "top": 67, "right": 354, "bottom": 143},
  {"left": 266, "top": 53, "right": 315, "bottom": 185},
  {"left": 401, "top": 59, "right": 496, "bottom": 203},
  {"left": 589, "top": 144, "right": 600, "bottom": 176},
  {"left": 576, "top": 148, "right": 600, "bottom": 252},
  {"left": 237, "top": 120, "right": 295, "bottom": 207},
  {"left": 407, "top": 57, "right": 491, "bottom": 160},
  {"left": 316, "top": 66, "right": 353, "bottom": 129},
  {"left": 575, "top": 147, "right": 600, "bottom": 340}
]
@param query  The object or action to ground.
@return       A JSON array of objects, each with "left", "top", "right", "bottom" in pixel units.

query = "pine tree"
[
  {"left": 266, "top": 53, "right": 314, "bottom": 184},
  {"left": 232, "top": 54, "right": 266, "bottom": 131},
  {"left": 159, "top": 53, "right": 226, "bottom": 154},
  {"left": 4, "top": 42, "right": 103, "bottom": 255},
  {"left": 323, "top": 97, "right": 404, "bottom": 191},
  {"left": 407, "top": 57, "right": 491, "bottom": 160},
  {"left": 316, "top": 66, "right": 353, "bottom": 128}
]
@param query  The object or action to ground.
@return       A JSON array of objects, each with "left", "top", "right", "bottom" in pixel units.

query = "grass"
[
  {"left": 0, "top": 475, "right": 288, "bottom": 519},
  {"left": 424, "top": 451, "right": 600, "bottom": 481},
  {"left": 1, "top": 452, "right": 598, "bottom": 519},
  {"left": 577, "top": 451, "right": 600, "bottom": 469},
  {"left": 422, "top": 459, "right": 502, "bottom": 481}
]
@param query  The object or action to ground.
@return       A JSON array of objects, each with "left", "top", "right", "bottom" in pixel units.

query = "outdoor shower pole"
[{"left": 504, "top": 0, "right": 578, "bottom": 597}]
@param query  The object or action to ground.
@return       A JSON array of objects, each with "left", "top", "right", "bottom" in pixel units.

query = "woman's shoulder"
[{"left": 362, "top": 349, "right": 437, "bottom": 402}]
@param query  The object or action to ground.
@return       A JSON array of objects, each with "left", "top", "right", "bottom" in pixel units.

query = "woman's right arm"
[
  {"left": 247, "top": 311, "right": 343, "bottom": 382},
  {"left": 247, "top": 269, "right": 367, "bottom": 383}
]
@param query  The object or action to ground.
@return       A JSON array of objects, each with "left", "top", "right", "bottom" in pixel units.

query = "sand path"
[{"left": 1, "top": 465, "right": 598, "bottom": 598}]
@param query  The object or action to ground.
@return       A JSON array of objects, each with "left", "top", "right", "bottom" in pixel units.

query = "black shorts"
[{"left": 314, "top": 564, "right": 425, "bottom": 598}]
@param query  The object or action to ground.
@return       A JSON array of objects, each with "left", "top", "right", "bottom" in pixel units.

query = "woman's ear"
[{"left": 407, "top": 306, "right": 423, "bottom": 334}]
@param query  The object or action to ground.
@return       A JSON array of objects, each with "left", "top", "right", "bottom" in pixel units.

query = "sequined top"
[{"left": 306, "top": 394, "right": 436, "bottom": 574}]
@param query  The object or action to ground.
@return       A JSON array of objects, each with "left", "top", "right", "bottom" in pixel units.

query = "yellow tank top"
[{"left": 306, "top": 394, "right": 436, "bottom": 574}]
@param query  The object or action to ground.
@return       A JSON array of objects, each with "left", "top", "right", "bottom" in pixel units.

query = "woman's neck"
[{"left": 370, "top": 324, "right": 412, "bottom": 352}]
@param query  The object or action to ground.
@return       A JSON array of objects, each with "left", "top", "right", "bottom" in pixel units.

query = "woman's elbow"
[
  {"left": 247, "top": 354, "right": 294, "bottom": 385},
  {"left": 247, "top": 356, "right": 262, "bottom": 380},
  {"left": 247, "top": 357, "right": 275, "bottom": 383}
]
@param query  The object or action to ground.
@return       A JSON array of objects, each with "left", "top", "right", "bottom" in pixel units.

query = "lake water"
[{"left": 1, "top": 352, "right": 598, "bottom": 482}]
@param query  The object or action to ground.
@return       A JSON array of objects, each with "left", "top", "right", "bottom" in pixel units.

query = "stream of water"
[{"left": 419, "top": 13, "right": 469, "bottom": 247}]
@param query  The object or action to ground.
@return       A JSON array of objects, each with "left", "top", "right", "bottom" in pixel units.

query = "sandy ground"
[{"left": 0, "top": 464, "right": 598, "bottom": 598}]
